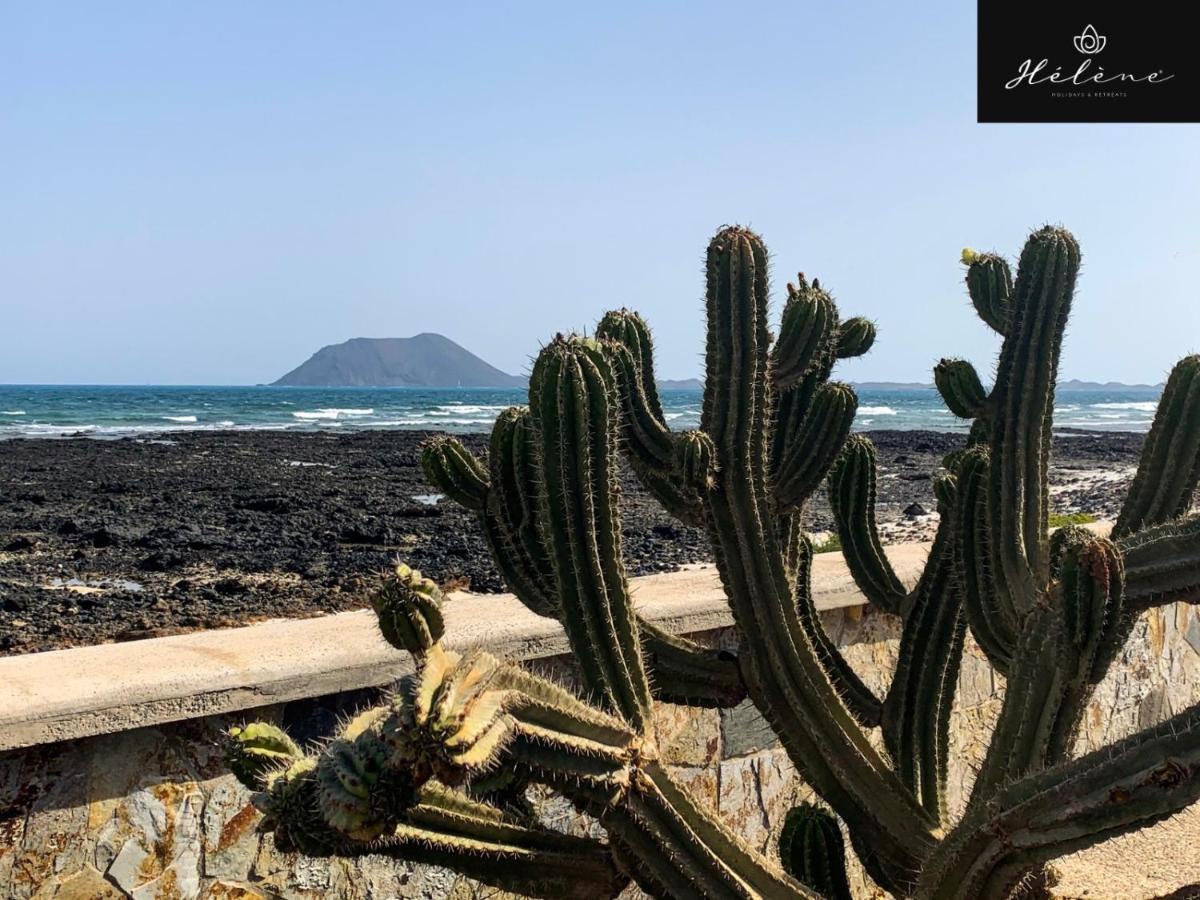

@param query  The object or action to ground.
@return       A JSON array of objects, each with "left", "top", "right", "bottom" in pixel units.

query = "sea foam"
[
  {"left": 292, "top": 408, "right": 375, "bottom": 420},
  {"left": 1091, "top": 401, "right": 1158, "bottom": 412}
]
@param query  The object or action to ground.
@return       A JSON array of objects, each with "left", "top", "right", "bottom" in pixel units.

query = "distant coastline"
[{"left": 663, "top": 378, "right": 1162, "bottom": 392}]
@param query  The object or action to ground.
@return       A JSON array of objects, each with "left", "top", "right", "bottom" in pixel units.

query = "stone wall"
[{"left": 3, "top": 601, "right": 1200, "bottom": 900}]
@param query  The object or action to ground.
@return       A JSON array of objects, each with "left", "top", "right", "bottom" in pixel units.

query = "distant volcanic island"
[{"left": 273, "top": 334, "right": 526, "bottom": 388}]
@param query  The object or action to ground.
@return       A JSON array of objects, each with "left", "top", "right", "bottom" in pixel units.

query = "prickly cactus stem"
[{"left": 372, "top": 563, "right": 446, "bottom": 656}]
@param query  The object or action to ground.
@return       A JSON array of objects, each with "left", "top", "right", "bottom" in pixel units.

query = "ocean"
[{"left": 0, "top": 384, "right": 1162, "bottom": 439}]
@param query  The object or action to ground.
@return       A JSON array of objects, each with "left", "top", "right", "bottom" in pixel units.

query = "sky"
[{"left": 2, "top": 3, "right": 1198, "bottom": 385}]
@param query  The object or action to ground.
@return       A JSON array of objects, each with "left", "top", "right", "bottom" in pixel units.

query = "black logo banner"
[{"left": 978, "top": 1, "right": 1197, "bottom": 122}]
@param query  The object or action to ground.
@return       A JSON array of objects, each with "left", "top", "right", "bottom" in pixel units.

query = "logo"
[
  {"left": 977, "top": 2, "right": 1194, "bottom": 123},
  {"left": 1002, "top": 26, "right": 1172, "bottom": 92},
  {"left": 1073, "top": 24, "right": 1107, "bottom": 54}
]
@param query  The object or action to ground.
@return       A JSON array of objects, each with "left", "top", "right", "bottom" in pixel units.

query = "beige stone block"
[
  {"left": 200, "top": 780, "right": 260, "bottom": 882},
  {"left": 201, "top": 882, "right": 267, "bottom": 899},
  {"left": 30, "top": 866, "right": 121, "bottom": 899},
  {"left": 652, "top": 703, "right": 720, "bottom": 767}
]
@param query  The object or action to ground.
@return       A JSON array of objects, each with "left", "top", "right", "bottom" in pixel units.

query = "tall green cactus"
[{"left": 229, "top": 225, "right": 1200, "bottom": 898}]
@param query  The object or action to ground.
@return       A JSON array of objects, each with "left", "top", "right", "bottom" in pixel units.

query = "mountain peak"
[{"left": 273, "top": 334, "right": 525, "bottom": 388}]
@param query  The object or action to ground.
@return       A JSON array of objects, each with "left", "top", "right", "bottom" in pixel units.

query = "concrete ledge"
[{"left": 0, "top": 543, "right": 933, "bottom": 752}]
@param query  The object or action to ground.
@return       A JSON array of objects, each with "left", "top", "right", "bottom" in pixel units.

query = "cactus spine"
[{"left": 231, "top": 224, "right": 1200, "bottom": 899}]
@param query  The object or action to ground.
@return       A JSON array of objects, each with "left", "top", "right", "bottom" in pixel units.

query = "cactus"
[
  {"left": 230, "top": 225, "right": 1200, "bottom": 898},
  {"left": 779, "top": 804, "right": 853, "bottom": 900}
]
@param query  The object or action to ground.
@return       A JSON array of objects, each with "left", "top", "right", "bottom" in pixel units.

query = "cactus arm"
[
  {"left": 881, "top": 473, "right": 966, "bottom": 823},
  {"left": 917, "top": 700, "right": 1200, "bottom": 900},
  {"left": 631, "top": 464, "right": 705, "bottom": 527},
  {"left": 827, "top": 435, "right": 908, "bottom": 614},
  {"left": 967, "top": 534, "right": 1125, "bottom": 806},
  {"left": 933, "top": 358, "right": 989, "bottom": 421},
  {"left": 987, "top": 227, "right": 1080, "bottom": 620},
  {"left": 768, "top": 281, "right": 847, "bottom": 509},
  {"left": 770, "top": 370, "right": 824, "bottom": 485},
  {"left": 484, "top": 408, "right": 561, "bottom": 613},
  {"left": 776, "top": 513, "right": 882, "bottom": 726},
  {"left": 420, "top": 435, "right": 489, "bottom": 511},
  {"left": 638, "top": 619, "right": 747, "bottom": 708},
  {"left": 598, "top": 311, "right": 705, "bottom": 525},
  {"left": 1120, "top": 513, "right": 1200, "bottom": 610},
  {"left": 430, "top": 413, "right": 745, "bottom": 709},
  {"left": 276, "top": 763, "right": 627, "bottom": 899},
  {"left": 530, "top": 336, "right": 654, "bottom": 729},
  {"left": 600, "top": 761, "right": 814, "bottom": 900},
  {"left": 701, "top": 226, "right": 937, "bottom": 888},
  {"left": 595, "top": 308, "right": 668, "bottom": 421},
  {"left": 778, "top": 804, "right": 854, "bottom": 900},
  {"left": 834, "top": 316, "right": 876, "bottom": 359},
  {"left": 251, "top": 754, "right": 627, "bottom": 900},
  {"left": 771, "top": 276, "right": 837, "bottom": 390},
  {"left": 963, "top": 249, "right": 1013, "bottom": 335},
  {"left": 954, "top": 446, "right": 1017, "bottom": 672},
  {"left": 603, "top": 338, "right": 675, "bottom": 470},
  {"left": 1114, "top": 355, "right": 1200, "bottom": 539},
  {"left": 773, "top": 381, "right": 859, "bottom": 512},
  {"left": 423, "top": 425, "right": 559, "bottom": 617},
  {"left": 394, "top": 642, "right": 807, "bottom": 899},
  {"left": 381, "top": 820, "right": 626, "bottom": 899},
  {"left": 792, "top": 532, "right": 883, "bottom": 727}
]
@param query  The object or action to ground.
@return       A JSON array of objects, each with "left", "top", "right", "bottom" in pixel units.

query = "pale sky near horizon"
[{"left": 3, "top": 3, "right": 1198, "bottom": 385}]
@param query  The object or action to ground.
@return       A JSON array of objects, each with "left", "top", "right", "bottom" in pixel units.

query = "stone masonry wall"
[{"left": 3, "top": 601, "right": 1200, "bottom": 900}]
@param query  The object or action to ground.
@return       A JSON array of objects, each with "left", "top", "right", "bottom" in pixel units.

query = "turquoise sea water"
[{"left": 0, "top": 384, "right": 1162, "bottom": 439}]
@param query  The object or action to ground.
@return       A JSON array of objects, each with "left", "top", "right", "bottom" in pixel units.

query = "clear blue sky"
[{"left": 3, "top": 3, "right": 1197, "bottom": 385}]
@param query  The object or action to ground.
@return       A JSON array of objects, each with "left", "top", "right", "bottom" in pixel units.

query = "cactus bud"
[
  {"left": 932, "top": 471, "right": 957, "bottom": 511},
  {"left": 1049, "top": 523, "right": 1094, "bottom": 576},
  {"left": 372, "top": 563, "right": 445, "bottom": 655},
  {"left": 779, "top": 804, "right": 853, "bottom": 900},
  {"left": 835, "top": 317, "right": 876, "bottom": 359},
  {"left": 934, "top": 358, "right": 988, "bottom": 419},
  {"left": 676, "top": 429, "right": 717, "bottom": 492},
  {"left": 225, "top": 722, "right": 301, "bottom": 790}
]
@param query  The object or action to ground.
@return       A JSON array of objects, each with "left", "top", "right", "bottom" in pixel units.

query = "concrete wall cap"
[{"left": 0, "top": 543, "right": 940, "bottom": 751}]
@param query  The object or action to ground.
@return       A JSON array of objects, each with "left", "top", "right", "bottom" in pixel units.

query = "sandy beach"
[{"left": 0, "top": 428, "right": 1145, "bottom": 655}]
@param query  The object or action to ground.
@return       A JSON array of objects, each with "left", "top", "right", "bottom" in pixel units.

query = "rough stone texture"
[{"left": 3, "top": 604, "right": 1200, "bottom": 899}]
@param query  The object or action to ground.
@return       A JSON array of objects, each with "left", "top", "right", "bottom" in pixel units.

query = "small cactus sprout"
[
  {"left": 372, "top": 563, "right": 445, "bottom": 655},
  {"left": 676, "top": 429, "right": 717, "bottom": 492},
  {"left": 233, "top": 225, "right": 1200, "bottom": 899},
  {"left": 779, "top": 804, "right": 853, "bottom": 900},
  {"left": 834, "top": 316, "right": 877, "bottom": 359},
  {"left": 226, "top": 722, "right": 301, "bottom": 789}
]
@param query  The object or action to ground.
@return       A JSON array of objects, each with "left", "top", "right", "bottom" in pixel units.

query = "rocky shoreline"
[{"left": 0, "top": 428, "right": 1145, "bottom": 655}]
